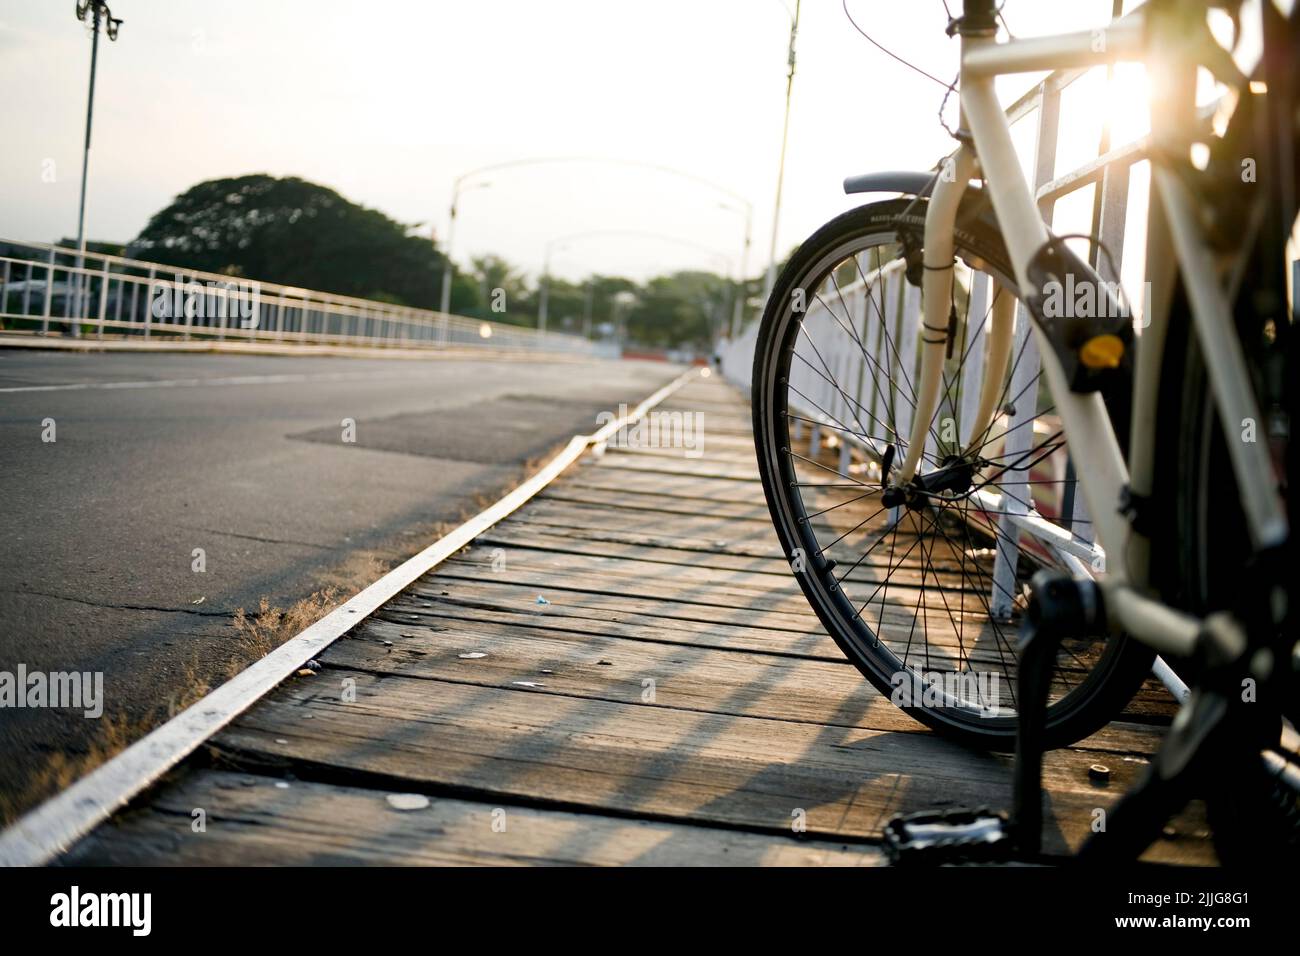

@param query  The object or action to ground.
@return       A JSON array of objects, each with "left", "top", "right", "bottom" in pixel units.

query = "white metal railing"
[
  {"left": 720, "top": 59, "right": 1157, "bottom": 611},
  {"left": 0, "top": 238, "right": 598, "bottom": 356}
]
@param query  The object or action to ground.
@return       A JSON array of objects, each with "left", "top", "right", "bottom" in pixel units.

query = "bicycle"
[{"left": 751, "top": 0, "right": 1297, "bottom": 862}]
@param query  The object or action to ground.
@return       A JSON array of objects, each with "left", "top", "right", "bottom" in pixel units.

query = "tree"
[
  {"left": 468, "top": 254, "right": 534, "bottom": 325},
  {"left": 625, "top": 270, "right": 727, "bottom": 349},
  {"left": 130, "top": 174, "right": 472, "bottom": 311},
  {"left": 584, "top": 275, "right": 638, "bottom": 337}
]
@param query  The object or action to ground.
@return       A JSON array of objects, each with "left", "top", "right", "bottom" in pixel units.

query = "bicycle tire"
[{"left": 752, "top": 198, "right": 1155, "bottom": 751}]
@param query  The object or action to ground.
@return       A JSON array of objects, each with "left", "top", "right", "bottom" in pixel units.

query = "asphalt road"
[{"left": 0, "top": 348, "right": 680, "bottom": 817}]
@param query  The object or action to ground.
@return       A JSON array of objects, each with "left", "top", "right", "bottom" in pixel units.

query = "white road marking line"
[{"left": 0, "top": 370, "right": 433, "bottom": 394}]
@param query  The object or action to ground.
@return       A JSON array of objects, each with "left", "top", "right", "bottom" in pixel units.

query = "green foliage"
[
  {"left": 55, "top": 238, "right": 126, "bottom": 258},
  {"left": 131, "top": 174, "right": 450, "bottom": 309},
  {"left": 625, "top": 270, "right": 726, "bottom": 349},
  {"left": 463, "top": 254, "right": 535, "bottom": 326}
]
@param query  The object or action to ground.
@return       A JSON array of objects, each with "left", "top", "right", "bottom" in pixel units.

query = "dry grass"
[
  {"left": 0, "top": 715, "right": 133, "bottom": 825},
  {"left": 0, "top": 587, "right": 345, "bottom": 827},
  {"left": 316, "top": 553, "right": 390, "bottom": 595},
  {"left": 231, "top": 587, "right": 340, "bottom": 661},
  {"left": 139, "top": 587, "right": 346, "bottom": 724},
  {"left": 170, "top": 586, "right": 344, "bottom": 713}
]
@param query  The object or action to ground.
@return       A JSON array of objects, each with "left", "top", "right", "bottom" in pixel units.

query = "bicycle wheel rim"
[{"left": 754, "top": 207, "right": 1135, "bottom": 743}]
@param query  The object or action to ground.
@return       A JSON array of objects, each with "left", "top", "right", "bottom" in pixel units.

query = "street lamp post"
[
  {"left": 438, "top": 179, "right": 490, "bottom": 317},
  {"left": 72, "top": 1, "right": 122, "bottom": 338},
  {"left": 763, "top": 0, "right": 801, "bottom": 304},
  {"left": 717, "top": 200, "right": 753, "bottom": 337},
  {"left": 538, "top": 241, "right": 558, "bottom": 335},
  {"left": 582, "top": 280, "right": 594, "bottom": 339},
  {"left": 611, "top": 290, "right": 637, "bottom": 353}
]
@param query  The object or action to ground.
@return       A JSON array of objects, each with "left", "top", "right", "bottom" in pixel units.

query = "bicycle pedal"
[{"left": 882, "top": 806, "right": 1015, "bottom": 865}]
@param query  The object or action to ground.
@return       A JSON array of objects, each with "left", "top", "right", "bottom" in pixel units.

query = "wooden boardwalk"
[{"left": 63, "top": 377, "right": 1214, "bottom": 865}]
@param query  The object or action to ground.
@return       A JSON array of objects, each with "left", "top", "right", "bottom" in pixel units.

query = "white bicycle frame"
[{"left": 899, "top": 2, "right": 1289, "bottom": 657}]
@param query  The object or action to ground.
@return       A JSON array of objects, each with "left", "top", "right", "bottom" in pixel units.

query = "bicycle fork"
[
  {"left": 893, "top": 145, "right": 978, "bottom": 486},
  {"left": 889, "top": 143, "right": 1036, "bottom": 492}
]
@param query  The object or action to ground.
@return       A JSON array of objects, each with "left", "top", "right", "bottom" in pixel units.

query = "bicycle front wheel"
[{"left": 752, "top": 199, "right": 1154, "bottom": 750}]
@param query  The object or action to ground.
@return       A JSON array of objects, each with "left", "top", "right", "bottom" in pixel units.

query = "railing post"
[
  {"left": 841, "top": 285, "right": 867, "bottom": 475},
  {"left": 0, "top": 259, "right": 10, "bottom": 334},
  {"left": 41, "top": 248, "right": 55, "bottom": 334},
  {"left": 113, "top": 263, "right": 124, "bottom": 328},
  {"left": 895, "top": 281, "right": 921, "bottom": 452},
  {"left": 889, "top": 280, "right": 922, "bottom": 527},
  {"left": 807, "top": 304, "right": 824, "bottom": 458},
  {"left": 63, "top": 257, "right": 76, "bottom": 326},
  {"left": 248, "top": 283, "right": 261, "bottom": 340},
  {"left": 834, "top": 342, "right": 851, "bottom": 472},
  {"left": 865, "top": 269, "right": 894, "bottom": 452},
  {"left": 22, "top": 256, "right": 36, "bottom": 320},
  {"left": 214, "top": 281, "right": 225, "bottom": 342},
  {"left": 96, "top": 258, "right": 109, "bottom": 339},
  {"left": 142, "top": 267, "right": 153, "bottom": 339},
  {"left": 990, "top": 83, "right": 1060, "bottom": 619}
]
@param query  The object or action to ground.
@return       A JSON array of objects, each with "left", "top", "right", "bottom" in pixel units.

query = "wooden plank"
[
  {"left": 551, "top": 467, "right": 774, "bottom": 503},
  {"left": 495, "top": 502, "right": 779, "bottom": 541},
  {"left": 385, "top": 573, "right": 1171, "bottom": 715},
  {"left": 211, "top": 670, "right": 1212, "bottom": 863},
  {"left": 332, "top": 614, "right": 1175, "bottom": 755},
  {"left": 503, "top": 502, "right": 933, "bottom": 563},
  {"left": 64, "top": 770, "right": 883, "bottom": 867},
  {"left": 486, "top": 516, "right": 791, "bottom": 562},
  {"left": 510, "top": 495, "right": 901, "bottom": 547},
  {"left": 450, "top": 544, "right": 803, "bottom": 593},
  {"left": 540, "top": 486, "right": 780, "bottom": 523},
  {"left": 547, "top": 471, "right": 774, "bottom": 500},
  {"left": 434, "top": 552, "right": 1036, "bottom": 672},
  {"left": 592, "top": 453, "right": 762, "bottom": 482},
  {"left": 609, "top": 428, "right": 756, "bottom": 449},
  {"left": 416, "top": 522, "right": 1175, "bottom": 718},
  {"left": 610, "top": 433, "right": 757, "bottom": 455},
  {"left": 400, "top": 576, "right": 823, "bottom": 634},
  {"left": 338, "top": 615, "right": 921, "bottom": 732},
  {"left": 377, "top": 584, "right": 842, "bottom": 657},
  {"left": 430, "top": 548, "right": 1017, "bottom": 639}
]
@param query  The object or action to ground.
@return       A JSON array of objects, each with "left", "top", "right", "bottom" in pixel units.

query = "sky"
[{"left": 1, "top": 0, "right": 1138, "bottom": 285}]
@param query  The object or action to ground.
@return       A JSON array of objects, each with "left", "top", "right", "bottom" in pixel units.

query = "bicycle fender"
[
  {"left": 843, "top": 170, "right": 941, "bottom": 198},
  {"left": 845, "top": 170, "right": 998, "bottom": 234}
]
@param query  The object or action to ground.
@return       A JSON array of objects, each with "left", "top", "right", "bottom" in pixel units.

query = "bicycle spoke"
[
  {"left": 786, "top": 448, "right": 871, "bottom": 486},
  {"left": 764, "top": 220, "right": 1119, "bottom": 733},
  {"left": 793, "top": 324, "right": 943, "bottom": 467}
]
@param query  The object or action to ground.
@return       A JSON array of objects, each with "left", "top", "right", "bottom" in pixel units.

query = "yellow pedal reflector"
[{"left": 1080, "top": 333, "right": 1124, "bottom": 369}]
